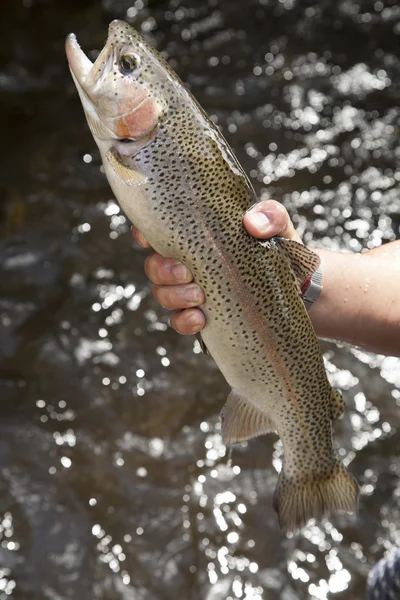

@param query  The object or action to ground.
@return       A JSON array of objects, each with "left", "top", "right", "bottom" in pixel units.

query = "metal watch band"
[{"left": 302, "top": 264, "right": 323, "bottom": 311}]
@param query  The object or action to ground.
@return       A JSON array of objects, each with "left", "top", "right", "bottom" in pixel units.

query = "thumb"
[{"left": 243, "top": 200, "right": 302, "bottom": 243}]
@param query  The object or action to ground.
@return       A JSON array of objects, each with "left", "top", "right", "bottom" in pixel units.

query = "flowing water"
[{"left": 0, "top": 0, "right": 399, "bottom": 598}]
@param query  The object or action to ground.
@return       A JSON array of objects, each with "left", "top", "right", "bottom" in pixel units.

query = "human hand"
[{"left": 132, "top": 200, "right": 301, "bottom": 335}]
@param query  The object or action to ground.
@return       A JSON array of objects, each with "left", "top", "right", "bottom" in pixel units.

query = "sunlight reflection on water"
[{"left": 0, "top": 0, "right": 399, "bottom": 598}]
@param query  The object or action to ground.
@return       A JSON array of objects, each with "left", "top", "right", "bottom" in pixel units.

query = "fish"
[{"left": 65, "top": 20, "right": 359, "bottom": 533}]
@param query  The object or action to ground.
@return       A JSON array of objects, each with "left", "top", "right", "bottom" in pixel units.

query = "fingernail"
[
  {"left": 246, "top": 211, "right": 271, "bottom": 234},
  {"left": 184, "top": 285, "right": 203, "bottom": 303},
  {"left": 186, "top": 312, "right": 204, "bottom": 331},
  {"left": 243, "top": 201, "right": 259, "bottom": 216},
  {"left": 171, "top": 263, "right": 190, "bottom": 282}
]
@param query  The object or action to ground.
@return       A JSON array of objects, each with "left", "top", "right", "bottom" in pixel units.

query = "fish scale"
[{"left": 66, "top": 19, "right": 359, "bottom": 533}]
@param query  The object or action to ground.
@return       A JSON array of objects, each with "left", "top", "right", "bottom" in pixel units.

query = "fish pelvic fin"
[
  {"left": 221, "top": 390, "right": 276, "bottom": 444},
  {"left": 273, "top": 459, "right": 359, "bottom": 534}
]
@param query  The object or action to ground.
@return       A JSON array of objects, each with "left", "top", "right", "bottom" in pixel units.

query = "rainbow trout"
[{"left": 66, "top": 20, "right": 359, "bottom": 532}]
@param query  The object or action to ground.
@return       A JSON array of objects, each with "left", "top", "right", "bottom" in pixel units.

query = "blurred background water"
[{"left": 0, "top": 0, "right": 399, "bottom": 598}]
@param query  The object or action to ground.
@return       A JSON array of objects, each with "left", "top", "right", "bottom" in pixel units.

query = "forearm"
[
  {"left": 137, "top": 199, "right": 400, "bottom": 355},
  {"left": 310, "top": 242, "right": 400, "bottom": 356}
]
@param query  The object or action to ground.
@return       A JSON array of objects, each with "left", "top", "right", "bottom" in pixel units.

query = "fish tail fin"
[{"left": 273, "top": 459, "right": 359, "bottom": 534}]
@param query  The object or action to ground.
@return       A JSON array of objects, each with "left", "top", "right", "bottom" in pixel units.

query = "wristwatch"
[{"left": 301, "top": 264, "right": 323, "bottom": 311}]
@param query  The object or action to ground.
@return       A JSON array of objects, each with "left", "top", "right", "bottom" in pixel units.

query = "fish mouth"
[
  {"left": 66, "top": 32, "right": 114, "bottom": 91},
  {"left": 66, "top": 33, "right": 117, "bottom": 142},
  {"left": 66, "top": 20, "right": 132, "bottom": 88},
  {"left": 65, "top": 33, "right": 93, "bottom": 85}
]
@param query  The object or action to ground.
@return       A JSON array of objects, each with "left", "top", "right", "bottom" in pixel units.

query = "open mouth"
[
  {"left": 65, "top": 33, "right": 93, "bottom": 83},
  {"left": 66, "top": 32, "right": 115, "bottom": 89}
]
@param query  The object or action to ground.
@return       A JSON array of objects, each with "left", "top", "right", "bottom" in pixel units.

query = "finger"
[
  {"left": 152, "top": 283, "right": 204, "bottom": 310},
  {"left": 132, "top": 225, "right": 151, "bottom": 248},
  {"left": 145, "top": 252, "right": 193, "bottom": 285},
  {"left": 243, "top": 200, "right": 301, "bottom": 243},
  {"left": 170, "top": 308, "right": 205, "bottom": 334}
]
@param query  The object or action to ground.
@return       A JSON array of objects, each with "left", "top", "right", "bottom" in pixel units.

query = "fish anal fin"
[
  {"left": 106, "top": 149, "right": 147, "bottom": 187},
  {"left": 273, "top": 459, "right": 359, "bottom": 534},
  {"left": 330, "top": 389, "right": 345, "bottom": 420},
  {"left": 221, "top": 390, "right": 276, "bottom": 444},
  {"left": 272, "top": 237, "right": 321, "bottom": 290}
]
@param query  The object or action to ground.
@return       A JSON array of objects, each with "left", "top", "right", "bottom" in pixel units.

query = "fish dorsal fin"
[
  {"left": 330, "top": 389, "right": 345, "bottom": 420},
  {"left": 105, "top": 149, "right": 147, "bottom": 187},
  {"left": 221, "top": 390, "right": 276, "bottom": 444},
  {"left": 267, "top": 237, "right": 321, "bottom": 290}
]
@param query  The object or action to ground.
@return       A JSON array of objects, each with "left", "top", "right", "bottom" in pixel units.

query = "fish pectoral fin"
[
  {"left": 273, "top": 237, "right": 321, "bottom": 291},
  {"left": 330, "top": 389, "right": 345, "bottom": 420},
  {"left": 105, "top": 149, "right": 147, "bottom": 187},
  {"left": 221, "top": 390, "right": 276, "bottom": 444}
]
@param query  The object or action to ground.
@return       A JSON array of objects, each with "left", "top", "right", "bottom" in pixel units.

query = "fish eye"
[{"left": 119, "top": 53, "right": 140, "bottom": 74}]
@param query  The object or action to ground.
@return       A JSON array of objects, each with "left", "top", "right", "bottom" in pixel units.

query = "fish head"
[{"left": 65, "top": 20, "right": 177, "bottom": 155}]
